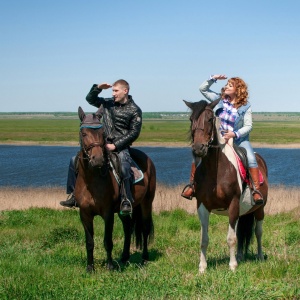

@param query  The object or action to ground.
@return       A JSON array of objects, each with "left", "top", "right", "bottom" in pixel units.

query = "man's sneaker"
[
  {"left": 120, "top": 200, "right": 132, "bottom": 216},
  {"left": 60, "top": 194, "right": 78, "bottom": 208}
]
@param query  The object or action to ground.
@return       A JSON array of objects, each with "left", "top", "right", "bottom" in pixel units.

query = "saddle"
[
  {"left": 109, "top": 152, "right": 144, "bottom": 185},
  {"left": 232, "top": 144, "right": 264, "bottom": 185}
]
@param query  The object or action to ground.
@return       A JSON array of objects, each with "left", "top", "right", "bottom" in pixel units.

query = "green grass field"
[
  {"left": 0, "top": 118, "right": 300, "bottom": 145},
  {"left": 0, "top": 208, "right": 299, "bottom": 299}
]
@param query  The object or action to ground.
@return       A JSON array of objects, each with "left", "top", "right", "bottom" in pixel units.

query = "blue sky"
[{"left": 1, "top": 0, "right": 299, "bottom": 112}]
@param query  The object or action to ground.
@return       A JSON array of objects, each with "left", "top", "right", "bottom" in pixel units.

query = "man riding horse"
[{"left": 60, "top": 79, "right": 142, "bottom": 215}]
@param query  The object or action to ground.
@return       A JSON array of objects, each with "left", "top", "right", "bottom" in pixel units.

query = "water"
[{"left": 0, "top": 145, "right": 299, "bottom": 188}]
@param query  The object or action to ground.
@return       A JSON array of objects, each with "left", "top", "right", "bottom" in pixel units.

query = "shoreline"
[{"left": 1, "top": 141, "right": 300, "bottom": 149}]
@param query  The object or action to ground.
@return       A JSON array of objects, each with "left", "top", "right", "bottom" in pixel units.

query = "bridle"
[
  {"left": 79, "top": 124, "right": 108, "bottom": 174},
  {"left": 191, "top": 106, "right": 219, "bottom": 150}
]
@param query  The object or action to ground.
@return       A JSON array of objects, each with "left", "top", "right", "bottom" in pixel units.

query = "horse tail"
[
  {"left": 237, "top": 212, "right": 255, "bottom": 255},
  {"left": 132, "top": 204, "right": 154, "bottom": 250}
]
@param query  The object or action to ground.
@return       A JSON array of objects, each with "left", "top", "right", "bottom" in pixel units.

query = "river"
[{"left": 0, "top": 145, "right": 299, "bottom": 188}]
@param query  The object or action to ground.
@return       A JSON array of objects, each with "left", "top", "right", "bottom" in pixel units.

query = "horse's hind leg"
[
  {"left": 141, "top": 212, "right": 154, "bottom": 263},
  {"left": 80, "top": 210, "right": 95, "bottom": 272},
  {"left": 198, "top": 203, "right": 210, "bottom": 273},
  {"left": 119, "top": 214, "right": 132, "bottom": 263},
  {"left": 103, "top": 214, "right": 115, "bottom": 270},
  {"left": 254, "top": 207, "right": 265, "bottom": 261},
  {"left": 255, "top": 220, "right": 264, "bottom": 260}
]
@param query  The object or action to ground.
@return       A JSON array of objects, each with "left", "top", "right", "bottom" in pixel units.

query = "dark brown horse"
[
  {"left": 184, "top": 99, "right": 268, "bottom": 273},
  {"left": 75, "top": 107, "right": 156, "bottom": 272}
]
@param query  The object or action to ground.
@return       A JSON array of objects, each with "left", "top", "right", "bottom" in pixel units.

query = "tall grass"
[
  {"left": 1, "top": 185, "right": 299, "bottom": 215},
  {"left": 1, "top": 186, "right": 299, "bottom": 299}
]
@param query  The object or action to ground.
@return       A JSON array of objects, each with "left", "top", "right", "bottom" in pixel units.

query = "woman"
[{"left": 181, "top": 74, "right": 263, "bottom": 205}]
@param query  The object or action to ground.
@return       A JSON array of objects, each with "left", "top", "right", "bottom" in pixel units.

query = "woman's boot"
[
  {"left": 181, "top": 163, "right": 196, "bottom": 200},
  {"left": 249, "top": 167, "right": 264, "bottom": 205}
]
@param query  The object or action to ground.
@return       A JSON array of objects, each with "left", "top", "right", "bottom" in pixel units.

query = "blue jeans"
[
  {"left": 66, "top": 156, "right": 77, "bottom": 194},
  {"left": 66, "top": 149, "right": 134, "bottom": 198},
  {"left": 118, "top": 149, "right": 134, "bottom": 202},
  {"left": 118, "top": 149, "right": 133, "bottom": 181},
  {"left": 235, "top": 140, "right": 258, "bottom": 168}
]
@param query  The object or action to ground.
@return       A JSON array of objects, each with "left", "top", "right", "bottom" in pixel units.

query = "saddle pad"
[
  {"left": 131, "top": 160, "right": 144, "bottom": 184},
  {"left": 110, "top": 159, "right": 144, "bottom": 185},
  {"left": 234, "top": 151, "right": 264, "bottom": 185}
]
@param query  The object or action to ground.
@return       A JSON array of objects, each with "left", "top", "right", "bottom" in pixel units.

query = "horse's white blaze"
[{"left": 198, "top": 203, "right": 209, "bottom": 273}]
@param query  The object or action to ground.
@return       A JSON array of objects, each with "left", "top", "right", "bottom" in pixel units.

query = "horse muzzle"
[
  {"left": 192, "top": 143, "right": 208, "bottom": 157},
  {"left": 88, "top": 151, "right": 105, "bottom": 168}
]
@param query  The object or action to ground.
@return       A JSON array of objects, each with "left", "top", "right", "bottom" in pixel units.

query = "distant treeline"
[{"left": 0, "top": 111, "right": 300, "bottom": 120}]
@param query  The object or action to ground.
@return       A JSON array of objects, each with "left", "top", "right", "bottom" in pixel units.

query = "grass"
[
  {"left": 0, "top": 118, "right": 300, "bottom": 145},
  {"left": 0, "top": 185, "right": 299, "bottom": 299},
  {"left": 0, "top": 207, "right": 299, "bottom": 299}
]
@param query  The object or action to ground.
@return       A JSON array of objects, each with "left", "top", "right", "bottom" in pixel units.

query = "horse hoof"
[
  {"left": 199, "top": 266, "right": 206, "bottom": 274},
  {"left": 229, "top": 264, "right": 238, "bottom": 272},
  {"left": 86, "top": 265, "right": 95, "bottom": 273}
]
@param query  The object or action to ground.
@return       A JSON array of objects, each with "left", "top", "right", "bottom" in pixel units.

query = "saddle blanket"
[{"left": 110, "top": 159, "right": 144, "bottom": 185}]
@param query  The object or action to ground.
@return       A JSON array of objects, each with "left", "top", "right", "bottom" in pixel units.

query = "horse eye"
[{"left": 82, "top": 132, "right": 87, "bottom": 137}]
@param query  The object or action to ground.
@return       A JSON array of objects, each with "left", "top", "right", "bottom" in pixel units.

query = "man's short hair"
[{"left": 113, "top": 79, "right": 130, "bottom": 92}]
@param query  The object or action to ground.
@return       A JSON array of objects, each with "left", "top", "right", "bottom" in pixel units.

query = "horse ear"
[
  {"left": 208, "top": 99, "right": 221, "bottom": 109},
  {"left": 183, "top": 100, "right": 194, "bottom": 109},
  {"left": 95, "top": 106, "right": 103, "bottom": 121},
  {"left": 78, "top": 106, "right": 85, "bottom": 122}
]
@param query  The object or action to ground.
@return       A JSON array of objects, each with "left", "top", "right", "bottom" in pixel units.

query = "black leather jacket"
[{"left": 86, "top": 84, "right": 142, "bottom": 151}]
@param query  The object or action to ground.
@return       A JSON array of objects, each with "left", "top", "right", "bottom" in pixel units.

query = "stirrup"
[
  {"left": 120, "top": 199, "right": 133, "bottom": 216},
  {"left": 181, "top": 184, "right": 194, "bottom": 200}
]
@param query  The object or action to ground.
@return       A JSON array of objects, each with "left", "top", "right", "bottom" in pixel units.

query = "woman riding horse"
[{"left": 182, "top": 74, "right": 264, "bottom": 205}]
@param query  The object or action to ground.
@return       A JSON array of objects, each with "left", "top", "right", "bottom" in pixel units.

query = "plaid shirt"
[{"left": 216, "top": 99, "right": 240, "bottom": 138}]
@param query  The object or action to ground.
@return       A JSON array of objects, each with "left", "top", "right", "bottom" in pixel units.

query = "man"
[{"left": 60, "top": 79, "right": 142, "bottom": 214}]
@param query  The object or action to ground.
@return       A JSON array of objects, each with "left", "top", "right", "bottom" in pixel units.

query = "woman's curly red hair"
[{"left": 221, "top": 77, "right": 248, "bottom": 108}]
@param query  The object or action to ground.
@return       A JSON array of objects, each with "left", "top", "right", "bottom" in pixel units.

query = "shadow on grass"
[
  {"left": 91, "top": 248, "right": 162, "bottom": 273},
  {"left": 206, "top": 252, "right": 268, "bottom": 270}
]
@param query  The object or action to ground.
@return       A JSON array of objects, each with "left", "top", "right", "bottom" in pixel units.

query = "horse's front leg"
[
  {"left": 227, "top": 199, "right": 239, "bottom": 271},
  {"left": 80, "top": 210, "right": 95, "bottom": 272},
  {"left": 103, "top": 213, "right": 115, "bottom": 270},
  {"left": 197, "top": 203, "right": 210, "bottom": 273}
]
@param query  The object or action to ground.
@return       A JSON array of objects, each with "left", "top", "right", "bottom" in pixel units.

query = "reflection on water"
[{"left": 0, "top": 145, "right": 299, "bottom": 187}]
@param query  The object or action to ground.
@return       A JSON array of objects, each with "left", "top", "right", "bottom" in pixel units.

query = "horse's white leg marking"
[
  {"left": 255, "top": 220, "right": 264, "bottom": 260},
  {"left": 227, "top": 224, "right": 238, "bottom": 271},
  {"left": 198, "top": 203, "right": 210, "bottom": 273}
]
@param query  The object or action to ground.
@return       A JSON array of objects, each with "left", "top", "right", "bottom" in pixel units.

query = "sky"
[{"left": 1, "top": 0, "right": 300, "bottom": 113}]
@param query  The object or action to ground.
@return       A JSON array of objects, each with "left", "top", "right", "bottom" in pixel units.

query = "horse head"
[
  {"left": 78, "top": 106, "right": 106, "bottom": 168},
  {"left": 184, "top": 99, "right": 221, "bottom": 157}
]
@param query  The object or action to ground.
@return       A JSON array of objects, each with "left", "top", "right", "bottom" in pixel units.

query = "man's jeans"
[{"left": 65, "top": 149, "right": 134, "bottom": 199}]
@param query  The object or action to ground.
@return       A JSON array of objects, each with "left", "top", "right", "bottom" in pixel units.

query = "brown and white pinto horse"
[
  {"left": 75, "top": 107, "right": 156, "bottom": 272},
  {"left": 184, "top": 99, "right": 268, "bottom": 273}
]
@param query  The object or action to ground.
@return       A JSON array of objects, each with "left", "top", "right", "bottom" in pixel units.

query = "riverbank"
[
  {"left": 1, "top": 141, "right": 300, "bottom": 149},
  {"left": 1, "top": 185, "right": 299, "bottom": 215}
]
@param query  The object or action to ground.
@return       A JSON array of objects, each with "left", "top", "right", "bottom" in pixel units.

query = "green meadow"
[
  {"left": 0, "top": 208, "right": 299, "bottom": 299},
  {"left": 0, "top": 112, "right": 299, "bottom": 299},
  {"left": 0, "top": 113, "right": 300, "bottom": 144}
]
